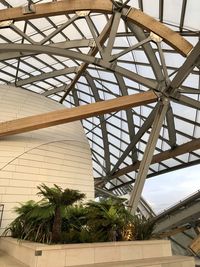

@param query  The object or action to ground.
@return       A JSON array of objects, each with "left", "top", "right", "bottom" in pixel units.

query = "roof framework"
[{"left": 0, "top": 0, "right": 199, "bottom": 211}]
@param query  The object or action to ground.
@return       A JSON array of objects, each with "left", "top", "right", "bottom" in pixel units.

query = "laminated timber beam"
[
  {"left": 0, "top": 0, "right": 192, "bottom": 56},
  {"left": 0, "top": 91, "right": 157, "bottom": 138},
  {"left": 157, "top": 226, "right": 190, "bottom": 239}
]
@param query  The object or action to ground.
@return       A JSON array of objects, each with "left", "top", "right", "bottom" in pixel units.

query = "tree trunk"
[{"left": 52, "top": 206, "right": 62, "bottom": 243}]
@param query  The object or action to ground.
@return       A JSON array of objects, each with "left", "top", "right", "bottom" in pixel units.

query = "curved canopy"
[{"left": 0, "top": 0, "right": 199, "bottom": 206}]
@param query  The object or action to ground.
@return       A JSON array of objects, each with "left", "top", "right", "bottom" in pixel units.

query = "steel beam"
[
  {"left": 0, "top": 43, "right": 158, "bottom": 90},
  {"left": 170, "top": 40, "right": 200, "bottom": 91},
  {"left": 85, "top": 72, "right": 111, "bottom": 173},
  {"left": 43, "top": 84, "right": 72, "bottom": 97},
  {"left": 178, "top": 86, "right": 200, "bottom": 94},
  {"left": 169, "top": 237, "right": 188, "bottom": 251},
  {"left": 159, "top": 0, "right": 164, "bottom": 22},
  {"left": 157, "top": 42, "right": 170, "bottom": 82},
  {"left": 0, "top": 39, "right": 94, "bottom": 61},
  {"left": 95, "top": 187, "right": 119, "bottom": 198},
  {"left": 103, "top": 11, "right": 121, "bottom": 60},
  {"left": 128, "top": 98, "right": 169, "bottom": 213},
  {"left": 179, "top": 0, "right": 187, "bottom": 32},
  {"left": 15, "top": 66, "right": 77, "bottom": 87},
  {"left": 85, "top": 16, "right": 103, "bottom": 56},
  {"left": 111, "top": 36, "right": 151, "bottom": 62},
  {"left": 126, "top": 22, "right": 164, "bottom": 82},
  {"left": 60, "top": 14, "right": 113, "bottom": 102},
  {"left": 39, "top": 14, "right": 78, "bottom": 45},
  {"left": 107, "top": 165, "right": 192, "bottom": 192},
  {"left": 110, "top": 137, "right": 200, "bottom": 179},
  {"left": 115, "top": 73, "right": 137, "bottom": 162},
  {"left": 0, "top": 0, "right": 193, "bottom": 56},
  {"left": 109, "top": 102, "right": 160, "bottom": 176},
  {"left": 0, "top": 90, "right": 157, "bottom": 137},
  {"left": 107, "top": 158, "right": 200, "bottom": 192},
  {"left": 123, "top": 7, "right": 192, "bottom": 56},
  {"left": 166, "top": 105, "right": 177, "bottom": 148},
  {"left": 175, "top": 94, "right": 200, "bottom": 110},
  {"left": 10, "top": 24, "right": 36, "bottom": 45}
]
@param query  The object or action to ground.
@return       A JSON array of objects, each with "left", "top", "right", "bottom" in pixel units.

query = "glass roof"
[{"left": 0, "top": 0, "right": 199, "bottom": 204}]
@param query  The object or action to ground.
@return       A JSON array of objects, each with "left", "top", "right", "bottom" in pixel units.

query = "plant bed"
[
  {"left": 0, "top": 237, "right": 172, "bottom": 267},
  {"left": 1, "top": 184, "right": 195, "bottom": 266},
  {"left": 3, "top": 184, "right": 155, "bottom": 244},
  {"left": 1, "top": 184, "right": 166, "bottom": 266}
]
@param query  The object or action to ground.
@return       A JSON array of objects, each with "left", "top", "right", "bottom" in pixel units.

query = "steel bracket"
[
  {"left": 0, "top": 20, "right": 13, "bottom": 28},
  {"left": 150, "top": 32, "right": 163, "bottom": 43},
  {"left": 23, "top": 4, "right": 36, "bottom": 14},
  {"left": 76, "top": 11, "right": 90, "bottom": 17}
]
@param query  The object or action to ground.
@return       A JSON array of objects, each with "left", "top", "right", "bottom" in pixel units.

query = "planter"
[{"left": 0, "top": 237, "right": 172, "bottom": 267}]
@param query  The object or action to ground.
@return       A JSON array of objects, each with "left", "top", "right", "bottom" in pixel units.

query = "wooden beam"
[
  {"left": 190, "top": 234, "right": 200, "bottom": 255},
  {"left": 127, "top": 8, "right": 192, "bottom": 56},
  {"left": 0, "top": 91, "right": 157, "bottom": 138},
  {"left": 111, "top": 137, "right": 200, "bottom": 178},
  {"left": 0, "top": 0, "right": 112, "bottom": 21},
  {"left": 0, "top": 0, "right": 192, "bottom": 56},
  {"left": 156, "top": 226, "right": 190, "bottom": 238}
]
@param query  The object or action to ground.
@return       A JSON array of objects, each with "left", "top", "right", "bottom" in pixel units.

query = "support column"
[{"left": 128, "top": 97, "right": 169, "bottom": 213}]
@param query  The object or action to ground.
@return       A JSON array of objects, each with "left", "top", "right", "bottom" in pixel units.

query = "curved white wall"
[{"left": 0, "top": 85, "right": 94, "bottom": 232}]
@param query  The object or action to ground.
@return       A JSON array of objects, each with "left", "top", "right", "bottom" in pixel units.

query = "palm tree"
[
  {"left": 131, "top": 215, "right": 155, "bottom": 240},
  {"left": 4, "top": 200, "right": 53, "bottom": 243},
  {"left": 37, "top": 184, "right": 85, "bottom": 243},
  {"left": 4, "top": 200, "right": 38, "bottom": 239},
  {"left": 86, "top": 198, "right": 132, "bottom": 242},
  {"left": 62, "top": 205, "right": 88, "bottom": 243}
]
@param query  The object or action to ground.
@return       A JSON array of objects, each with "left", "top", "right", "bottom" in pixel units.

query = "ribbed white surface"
[{"left": 0, "top": 85, "right": 94, "bottom": 231}]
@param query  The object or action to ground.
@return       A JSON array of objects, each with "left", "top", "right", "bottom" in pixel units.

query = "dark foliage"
[{"left": 3, "top": 185, "right": 155, "bottom": 244}]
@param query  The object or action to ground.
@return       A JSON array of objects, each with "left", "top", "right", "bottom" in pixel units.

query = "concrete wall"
[{"left": 0, "top": 85, "right": 94, "bottom": 232}]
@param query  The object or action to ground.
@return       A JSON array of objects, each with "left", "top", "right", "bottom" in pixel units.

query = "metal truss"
[{"left": 0, "top": 0, "right": 199, "bottom": 212}]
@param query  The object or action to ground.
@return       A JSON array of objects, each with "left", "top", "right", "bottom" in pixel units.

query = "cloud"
[{"left": 142, "top": 165, "right": 200, "bottom": 213}]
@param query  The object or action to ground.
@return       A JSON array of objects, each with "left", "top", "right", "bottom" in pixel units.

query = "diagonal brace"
[{"left": 128, "top": 98, "right": 169, "bottom": 213}]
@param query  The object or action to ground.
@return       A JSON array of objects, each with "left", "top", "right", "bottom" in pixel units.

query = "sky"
[{"left": 142, "top": 164, "right": 200, "bottom": 214}]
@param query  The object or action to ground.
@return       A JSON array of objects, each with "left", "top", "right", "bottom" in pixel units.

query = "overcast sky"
[{"left": 142, "top": 164, "right": 200, "bottom": 214}]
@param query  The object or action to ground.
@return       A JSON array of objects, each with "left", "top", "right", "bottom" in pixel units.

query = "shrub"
[{"left": 3, "top": 185, "right": 155, "bottom": 244}]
